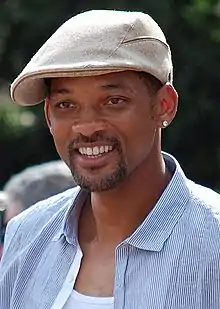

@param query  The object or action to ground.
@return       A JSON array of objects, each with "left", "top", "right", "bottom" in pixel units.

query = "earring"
[{"left": 162, "top": 120, "right": 169, "bottom": 128}]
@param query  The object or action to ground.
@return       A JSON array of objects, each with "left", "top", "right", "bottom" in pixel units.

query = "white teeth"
[
  {"left": 87, "top": 148, "right": 93, "bottom": 155},
  {"left": 78, "top": 148, "right": 84, "bottom": 155},
  {"left": 100, "top": 146, "right": 105, "bottom": 154},
  {"left": 104, "top": 145, "right": 113, "bottom": 152},
  {"left": 93, "top": 146, "right": 99, "bottom": 155},
  {"left": 78, "top": 146, "right": 113, "bottom": 156}
]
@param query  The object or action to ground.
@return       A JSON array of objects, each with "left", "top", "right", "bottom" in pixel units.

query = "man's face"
[{"left": 45, "top": 71, "right": 166, "bottom": 192}]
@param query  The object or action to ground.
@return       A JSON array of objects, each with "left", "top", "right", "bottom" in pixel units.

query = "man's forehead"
[{"left": 50, "top": 71, "right": 139, "bottom": 94}]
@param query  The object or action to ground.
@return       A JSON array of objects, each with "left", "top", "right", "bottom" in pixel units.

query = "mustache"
[{"left": 68, "top": 132, "right": 121, "bottom": 150}]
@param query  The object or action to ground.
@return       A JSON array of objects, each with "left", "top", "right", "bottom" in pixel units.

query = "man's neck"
[{"left": 79, "top": 153, "right": 172, "bottom": 247}]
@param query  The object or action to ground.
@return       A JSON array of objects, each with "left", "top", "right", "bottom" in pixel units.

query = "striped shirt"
[{"left": 0, "top": 152, "right": 220, "bottom": 309}]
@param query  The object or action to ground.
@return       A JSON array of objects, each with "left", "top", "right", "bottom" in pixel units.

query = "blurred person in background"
[
  {"left": 0, "top": 192, "right": 8, "bottom": 259},
  {"left": 2, "top": 160, "right": 75, "bottom": 225},
  {"left": 0, "top": 160, "right": 75, "bottom": 258},
  {"left": 0, "top": 9, "right": 220, "bottom": 309}
]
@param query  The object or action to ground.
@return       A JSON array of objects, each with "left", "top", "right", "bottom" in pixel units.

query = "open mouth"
[
  {"left": 77, "top": 145, "right": 114, "bottom": 159},
  {"left": 71, "top": 142, "right": 120, "bottom": 169}
]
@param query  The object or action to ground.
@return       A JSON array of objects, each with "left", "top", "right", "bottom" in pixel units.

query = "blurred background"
[{"left": 0, "top": 0, "right": 220, "bottom": 192}]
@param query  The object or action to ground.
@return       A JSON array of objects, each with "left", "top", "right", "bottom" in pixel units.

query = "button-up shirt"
[{"left": 0, "top": 153, "right": 220, "bottom": 309}]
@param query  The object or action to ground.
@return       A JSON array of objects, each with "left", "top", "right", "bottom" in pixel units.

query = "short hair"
[
  {"left": 44, "top": 78, "right": 52, "bottom": 97},
  {"left": 137, "top": 72, "right": 163, "bottom": 95},
  {"left": 3, "top": 160, "right": 75, "bottom": 210}
]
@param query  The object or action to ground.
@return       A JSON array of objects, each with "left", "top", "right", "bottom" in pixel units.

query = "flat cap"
[{"left": 10, "top": 10, "right": 173, "bottom": 106}]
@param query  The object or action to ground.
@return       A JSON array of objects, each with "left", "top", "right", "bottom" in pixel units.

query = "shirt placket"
[{"left": 114, "top": 243, "right": 129, "bottom": 309}]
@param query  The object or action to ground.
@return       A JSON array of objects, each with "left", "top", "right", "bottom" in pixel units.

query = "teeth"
[
  {"left": 78, "top": 146, "right": 113, "bottom": 156},
  {"left": 93, "top": 146, "right": 99, "bottom": 155},
  {"left": 100, "top": 146, "right": 105, "bottom": 154},
  {"left": 87, "top": 147, "right": 93, "bottom": 156}
]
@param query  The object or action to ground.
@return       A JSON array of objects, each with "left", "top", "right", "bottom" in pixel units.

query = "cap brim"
[{"left": 11, "top": 67, "right": 136, "bottom": 106}]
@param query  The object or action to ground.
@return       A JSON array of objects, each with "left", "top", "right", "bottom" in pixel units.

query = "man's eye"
[
  {"left": 107, "top": 98, "right": 125, "bottom": 105},
  {"left": 56, "top": 101, "right": 75, "bottom": 109}
]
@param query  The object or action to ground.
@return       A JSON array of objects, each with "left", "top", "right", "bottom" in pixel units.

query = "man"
[
  {"left": 0, "top": 192, "right": 7, "bottom": 260},
  {"left": 0, "top": 160, "right": 75, "bottom": 260},
  {"left": 0, "top": 10, "right": 220, "bottom": 309},
  {"left": 2, "top": 160, "right": 75, "bottom": 225}
]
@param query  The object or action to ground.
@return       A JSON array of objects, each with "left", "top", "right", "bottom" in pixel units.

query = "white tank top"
[
  {"left": 62, "top": 243, "right": 114, "bottom": 309},
  {"left": 63, "top": 289, "right": 114, "bottom": 309}
]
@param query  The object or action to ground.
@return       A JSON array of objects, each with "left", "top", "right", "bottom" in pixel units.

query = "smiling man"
[{"left": 0, "top": 10, "right": 220, "bottom": 309}]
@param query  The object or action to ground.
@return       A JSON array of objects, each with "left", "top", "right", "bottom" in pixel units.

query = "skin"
[{"left": 45, "top": 71, "right": 178, "bottom": 296}]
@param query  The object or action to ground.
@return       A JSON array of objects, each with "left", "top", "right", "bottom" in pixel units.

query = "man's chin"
[
  {"left": 75, "top": 177, "right": 119, "bottom": 192},
  {"left": 72, "top": 169, "right": 127, "bottom": 192}
]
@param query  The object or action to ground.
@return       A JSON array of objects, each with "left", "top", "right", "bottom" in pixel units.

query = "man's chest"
[
  {"left": 74, "top": 245, "right": 115, "bottom": 297},
  {"left": 12, "top": 237, "right": 202, "bottom": 309}
]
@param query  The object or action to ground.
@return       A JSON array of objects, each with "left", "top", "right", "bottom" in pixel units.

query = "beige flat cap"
[{"left": 10, "top": 10, "right": 173, "bottom": 106}]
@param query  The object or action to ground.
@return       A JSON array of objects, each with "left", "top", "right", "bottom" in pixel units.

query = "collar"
[
  {"left": 125, "top": 152, "right": 191, "bottom": 251},
  {"left": 53, "top": 152, "right": 191, "bottom": 251},
  {"left": 51, "top": 187, "right": 88, "bottom": 244}
]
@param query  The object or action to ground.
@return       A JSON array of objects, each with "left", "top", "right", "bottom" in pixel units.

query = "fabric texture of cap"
[{"left": 10, "top": 10, "right": 173, "bottom": 106}]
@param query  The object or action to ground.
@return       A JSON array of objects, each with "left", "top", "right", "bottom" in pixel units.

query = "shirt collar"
[
  {"left": 64, "top": 188, "right": 89, "bottom": 245},
  {"left": 125, "top": 152, "right": 191, "bottom": 251},
  {"left": 51, "top": 187, "right": 88, "bottom": 244},
  {"left": 55, "top": 152, "right": 191, "bottom": 251}
]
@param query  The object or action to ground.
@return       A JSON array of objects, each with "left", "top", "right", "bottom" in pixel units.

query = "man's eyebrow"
[
  {"left": 50, "top": 82, "right": 128, "bottom": 95},
  {"left": 100, "top": 82, "right": 126, "bottom": 90},
  {"left": 50, "top": 88, "right": 72, "bottom": 95}
]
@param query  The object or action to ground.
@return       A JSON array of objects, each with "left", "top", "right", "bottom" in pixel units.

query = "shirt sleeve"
[
  {"left": 0, "top": 218, "right": 22, "bottom": 309},
  {"left": 199, "top": 216, "right": 220, "bottom": 308}
]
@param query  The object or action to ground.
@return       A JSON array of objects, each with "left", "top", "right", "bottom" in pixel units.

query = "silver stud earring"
[{"left": 162, "top": 120, "right": 169, "bottom": 128}]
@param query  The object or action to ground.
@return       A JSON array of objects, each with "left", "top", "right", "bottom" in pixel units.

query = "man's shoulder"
[
  {"left": 10, "top": 186, "right": 80, "bottom": 225},
  {"left": 189, "top": 181, "right": 220, "bottom": 212},
  {"left": 4, "top": 186, "right": 80, "bottom": 245},
  {"left": 185, "top": 182, "right": 220, "bottom": 269},
  {"left": 188, "top": 181, "right": 220, "bottom": 239}
]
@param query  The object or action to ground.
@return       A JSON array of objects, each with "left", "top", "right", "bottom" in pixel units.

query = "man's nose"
[{"left": 72, "top": 108, "right": 107, "bottom": 137}]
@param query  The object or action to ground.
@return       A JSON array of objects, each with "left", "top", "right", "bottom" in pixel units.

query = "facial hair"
[{"left": 67, "top": 132, "right": 127, "bottom": 192}]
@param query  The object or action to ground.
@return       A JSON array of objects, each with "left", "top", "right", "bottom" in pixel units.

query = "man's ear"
[
  {"left": 155, "top": 83, "right": 178, "bottom": 128},
  {"left": 44, "top": 98, "right": 52, "bottom": 132}
]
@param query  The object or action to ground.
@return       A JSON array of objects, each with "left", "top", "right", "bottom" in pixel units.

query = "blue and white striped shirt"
[{"left": 0, "top": 153, "right": 220, "bottom": 309}]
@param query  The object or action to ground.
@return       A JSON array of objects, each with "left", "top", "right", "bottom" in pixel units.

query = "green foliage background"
[{"left": 0, "top": 0, "right": 220, "bottom": 189}]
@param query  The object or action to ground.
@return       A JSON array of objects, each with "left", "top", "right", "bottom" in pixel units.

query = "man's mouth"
[
  {"left": 71, "top": 144, "right": 116, "bottom": 169},
  {"left": 78, "top": 145, "right": 113, "bottom": 158}
]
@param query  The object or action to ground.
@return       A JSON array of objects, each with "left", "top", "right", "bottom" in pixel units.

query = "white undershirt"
[
  {"left": 62, "top": 245, "right": 114, "bottom": 309},
  {"left": 63, "top": 289, "right": 114, "bottom": 309}
]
